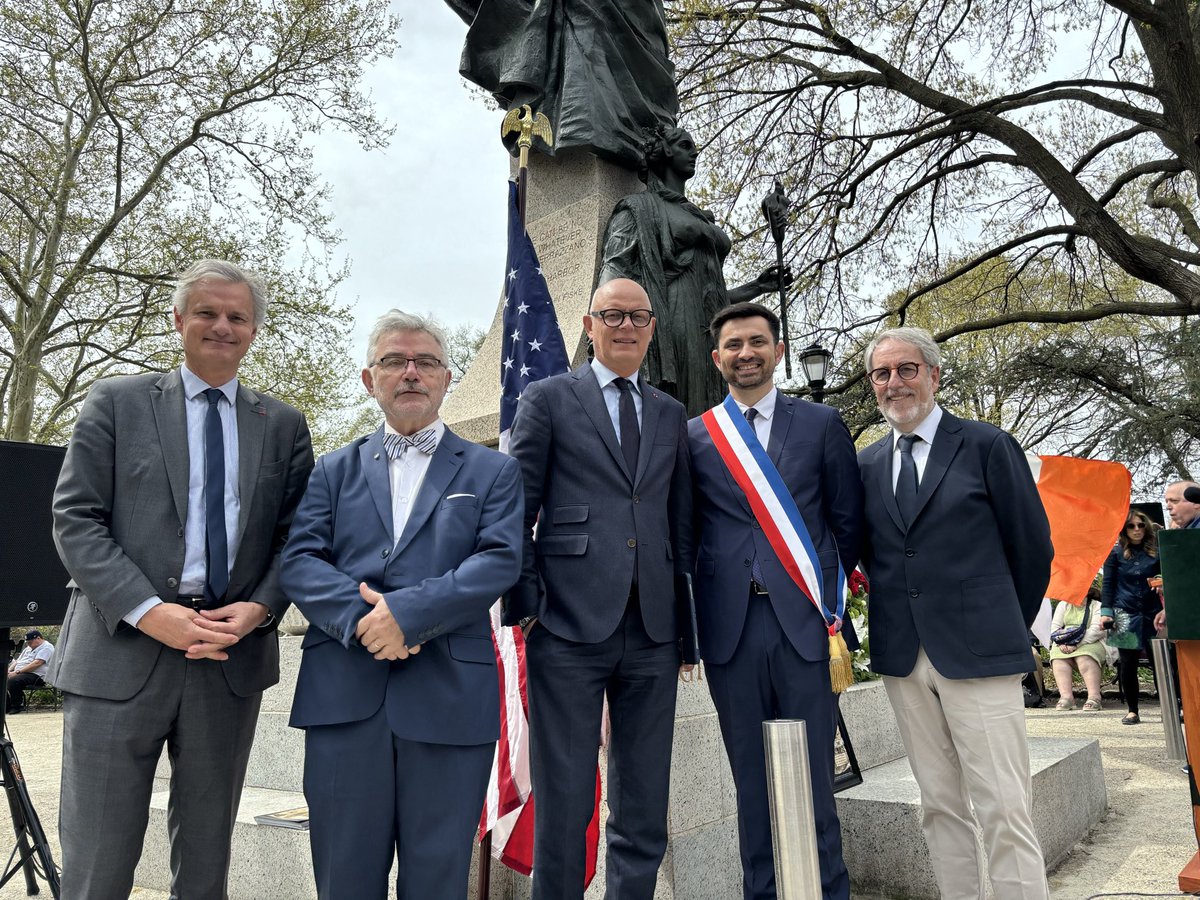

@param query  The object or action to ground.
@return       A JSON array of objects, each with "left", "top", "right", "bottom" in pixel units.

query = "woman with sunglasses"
[{"left": 1100, "top": 510, "right": 1162, "bottom": 724}]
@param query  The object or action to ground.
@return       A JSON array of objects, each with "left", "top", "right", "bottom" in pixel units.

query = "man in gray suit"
[
  {"left": 506, "top": 277, "right": 692, "bottom": 899},
  {"left": 51, "top": 259, "right": 314, "bottom": 898}
]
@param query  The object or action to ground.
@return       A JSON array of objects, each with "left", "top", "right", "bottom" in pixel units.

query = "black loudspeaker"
[{"left": 0, "top": 441, "right": 71, "bottom": 628}]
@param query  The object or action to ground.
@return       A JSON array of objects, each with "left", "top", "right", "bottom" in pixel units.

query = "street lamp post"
[{"left": 800, "top": 343, "right": 832, "bottom": 404}]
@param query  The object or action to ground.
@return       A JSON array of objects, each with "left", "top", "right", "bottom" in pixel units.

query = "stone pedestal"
[{"left": 441, "top": 150, "right": 642, "bottom": 444}]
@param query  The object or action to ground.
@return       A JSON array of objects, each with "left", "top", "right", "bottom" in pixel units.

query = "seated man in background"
[{"left": 6, "top": 630, "right": 54, "bottom": 713}]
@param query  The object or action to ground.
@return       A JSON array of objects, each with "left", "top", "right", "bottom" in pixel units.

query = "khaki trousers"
[{"left": 883, "top": 648, "right": 1049, "bottom": 900}]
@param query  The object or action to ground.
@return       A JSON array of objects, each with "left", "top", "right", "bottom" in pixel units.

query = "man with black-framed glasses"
[
  {"left": 506, "top": 277, "right": 693, "bottom": 899},
  {"left": 857, "top": 326, "right": 1053, "bottom": 899}
]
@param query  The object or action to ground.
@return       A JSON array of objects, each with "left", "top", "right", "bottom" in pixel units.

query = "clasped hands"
[
  {"left": 355, "top": 583, "right": 422, "bottom": 661},
  {"left": 138, "top": 600, "right": 269, "bottom": 660}
]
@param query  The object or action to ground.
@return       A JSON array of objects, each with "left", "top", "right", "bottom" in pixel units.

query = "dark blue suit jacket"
[
  {"left": 858, "top": 411, "right": 1052, "bottom": 679},
  {"left": 688, "top": 394, "right": 863, "bottom": 665},
  {"left": 281, "top": 426, "right": 523, "bottom": 745},
  {"left": 504, "top": 363, "right": 691, "bottom": 644}
]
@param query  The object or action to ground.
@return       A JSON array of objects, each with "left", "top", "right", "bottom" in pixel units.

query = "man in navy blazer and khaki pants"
[
  {"left": 688, "top": 302, "right": 863, "bottom": 899},
  {"left": 858, "top": 327, "right": 1053, "bottom": 899},
  {"left": 51, "top": 260, "right": 314, "bottom": 898},
  {"left": 281, "top": 310, "right": 524, "bottom": 899},
  {"left": 506, "top": 278, "right": 692, "bottom": 899}
]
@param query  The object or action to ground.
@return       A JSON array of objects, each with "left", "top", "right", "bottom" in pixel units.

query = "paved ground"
[{"left": 0, "top": 696, "right": 1194, "bottom": 898}]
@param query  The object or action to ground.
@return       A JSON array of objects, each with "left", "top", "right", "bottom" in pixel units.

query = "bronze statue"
[
  {"left": 445, "top": 0, "right": 679, "bottom": 169},
  {"left": 600, "top": 126, "right": 787, "bottom": 416}
]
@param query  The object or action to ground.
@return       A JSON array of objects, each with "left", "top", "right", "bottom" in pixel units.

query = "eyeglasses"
[
  {"left": 867, "top": 362, "right": 924, "bottom": 385},
  {"left": 1126, "top": 522, "right": 1146, "bottom": 530},
  {"left": 374, "top": 355, "right": 445, "bottom": 373},
  {"left": 589, "top": 308, "right": 654, "bottom": 328}
]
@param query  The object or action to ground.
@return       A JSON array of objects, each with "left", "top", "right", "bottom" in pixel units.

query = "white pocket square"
[{"left": 446, "top": 493, "right": 476, "bottom": 499}]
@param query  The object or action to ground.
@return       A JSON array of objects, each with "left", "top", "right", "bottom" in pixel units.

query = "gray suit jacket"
[
  {"left": 50, "top": 369, "right": 314, "bottom": 700},
  {"left": 504, "top": 363, "right": 692, "bottom": 644}
]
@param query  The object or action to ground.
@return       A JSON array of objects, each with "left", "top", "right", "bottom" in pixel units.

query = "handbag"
[{"left": 1050, "top": 601, "right": 1092, "bottom": 646}]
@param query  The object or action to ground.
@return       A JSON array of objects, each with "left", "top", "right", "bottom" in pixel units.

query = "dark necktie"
[
  {"left": 203, "top": 388, "right": 229, "bottom": 606},
  {"left": 896, "top": 433, "right": 920, "bottom": 527},
  {"left": 615, "top": 378, "right": 639, "bottom": 477},
  {"left": 746, "top": 408, "right": 766, "bottom": 589}
]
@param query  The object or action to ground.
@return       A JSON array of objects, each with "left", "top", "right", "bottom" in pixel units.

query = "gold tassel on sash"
[{"left": 828, "top": 630, "right": 853, "bottom": 694}]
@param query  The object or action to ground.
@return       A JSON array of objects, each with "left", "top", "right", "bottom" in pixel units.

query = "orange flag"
[{"left": 1029, "top": 455, "right": 1131, "bottom": 606}]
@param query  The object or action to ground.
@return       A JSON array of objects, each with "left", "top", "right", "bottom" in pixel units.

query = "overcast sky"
[{"left": 309, "top": 4, "right": 510, "bottom": 352}]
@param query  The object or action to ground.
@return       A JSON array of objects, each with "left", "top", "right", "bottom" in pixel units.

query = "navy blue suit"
[
  {"left": 689, "top": 392, "right": 862, "bottom": 900},
  {"left": 858, "top": 411, "right": 1051, "bottom": 679},
  {"left": 506, "top": 362, "right": 691, "bottom": 900},
  {"left": 281, "top": 426, "right": 523, "bottom": 899}
]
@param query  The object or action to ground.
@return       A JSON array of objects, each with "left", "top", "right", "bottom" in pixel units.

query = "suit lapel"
[
  {"left": 360, "top": 428, "right": 394, "bottom": 541},
  {"left": 871, "top": 435, "right": 906, "bottom": 533},
  {"left": 234, "top": 384, "right": 266, "bottom": 543},
  {"left": 149, "top": 370, "right": 189, "bottom": 527},
  {"left": 570, "top": 364, "right": 627, "bottom": 478},
  {"left": 911, "top": 413, "right": 962, "bottom": 524},
  {"left": 394, "top": 430, "right": 464, "bottom": 556},
  {"left": 635, "top": 383, "right": 664, "bottom": 486},
  {"left": 768, "top": 393, "right": 793, "bottom": 466}
]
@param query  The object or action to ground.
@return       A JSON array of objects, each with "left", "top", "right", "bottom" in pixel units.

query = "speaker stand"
[{"left": 0, "top": 629, "right": 60, "bottom": 897}]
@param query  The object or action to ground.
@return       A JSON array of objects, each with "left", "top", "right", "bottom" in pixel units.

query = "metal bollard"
[
  {"left": 1151, "top": 638, "right": 1187, "bottom": 762},
  {"left": 762, "top": 719, "right": 823, "bottom": 899}
]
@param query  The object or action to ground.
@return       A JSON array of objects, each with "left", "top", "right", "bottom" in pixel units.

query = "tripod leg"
[{"left": 0, "top": 738, "right": 59, "bottom": 897}]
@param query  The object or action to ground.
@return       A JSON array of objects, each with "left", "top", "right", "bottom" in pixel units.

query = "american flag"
[
  {"left": 480, "top": 182, "right": 600, "bottom": 882},
  {"left": 497, "top": 182, "right": 570, "bottom": 452}
]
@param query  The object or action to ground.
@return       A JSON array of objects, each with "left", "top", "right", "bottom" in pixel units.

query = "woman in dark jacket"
[{"left": 1100, "top": 509, "right": 1162, "bottom": 724}]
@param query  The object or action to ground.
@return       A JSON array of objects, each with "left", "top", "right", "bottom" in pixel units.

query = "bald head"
[
  {"left": 1166, "top": 480, "right": 1200, "bottom": 528},
  {"left": 585, "top": 278, "right": 656, "bottom": 377}
]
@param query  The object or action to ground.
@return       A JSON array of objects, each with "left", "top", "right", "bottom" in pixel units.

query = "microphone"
[{"left": 1184, "top": 485, "right": 1200, "bottom": 505}]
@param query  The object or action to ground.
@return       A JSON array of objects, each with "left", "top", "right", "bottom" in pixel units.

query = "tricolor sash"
[{"left": 701, "top": 395, "right": 848, "bottom": 636}]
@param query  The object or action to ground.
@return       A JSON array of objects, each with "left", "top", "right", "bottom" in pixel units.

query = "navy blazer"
[
  {"left": 504, "top": 363, "right": 692, "bottom": 644},
  {"left": 281, "top": 426, "right": 523, "bottom": 746},
  {"left": 688, "top": 394, "right": 864, "bottom": 665},
  {"left": 858, "top": 411, "right": 1052, "bottom": 679}
]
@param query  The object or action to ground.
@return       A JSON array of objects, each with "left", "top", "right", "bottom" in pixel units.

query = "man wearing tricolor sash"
[
  {"left": 687, "top": 302, "right": 863, "bottom": 900},
  {"left": 858, "top": 327, "right": 1053, "bottom": 899}
]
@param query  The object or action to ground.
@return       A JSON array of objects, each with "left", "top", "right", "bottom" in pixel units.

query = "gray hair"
[
  {"left": 365, "top": 310, "right": 450, "bottom": 366},
  {"left": 864, "top": 326, "right": 942, "bottom": 372},
  {"left": 172, "top": 259, "right": 268, "bottom": 327}
]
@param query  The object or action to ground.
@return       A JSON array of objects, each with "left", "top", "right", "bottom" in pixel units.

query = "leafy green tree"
[{"left": 0, "top": 0, "right": 397, "bottom": 444}]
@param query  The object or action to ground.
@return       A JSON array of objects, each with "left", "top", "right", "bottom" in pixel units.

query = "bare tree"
[{"left": 668, "top": 0, "right": 1199, "bottom": 342}]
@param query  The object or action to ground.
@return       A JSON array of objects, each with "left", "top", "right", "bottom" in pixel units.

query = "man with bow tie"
[{"left": 281, "top": 310, "right": 524, "bottom": 899}]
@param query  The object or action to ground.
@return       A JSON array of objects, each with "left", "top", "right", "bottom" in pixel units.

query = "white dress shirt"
[
  {"left": 386, "top": 419, "right": 445, "bottom": 542},
  {"left": 890, "top": 404, "right": 943, "bottom": 490},
  {"left": 731, "top": 387, "right": 777, "bottom": 449}
]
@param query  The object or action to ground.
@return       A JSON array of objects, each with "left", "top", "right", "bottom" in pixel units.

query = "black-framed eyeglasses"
[
  {"left": 590, "top": 308, "right": 654, "bottom": 328},
  {"left": 868, "top": 362, "right": 924, "bottom": 385},
  {"left": 374, "top": 355, "right": 445, "bottom": 373}
]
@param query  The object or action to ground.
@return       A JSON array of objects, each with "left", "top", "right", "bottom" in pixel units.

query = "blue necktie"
[
  {"left": 896, "top": 433, "right": 920, "bottom": 527},
  {"left": 746, "top": 408, "right": 766, "bottom": 590},
  {"left": 615, "top": 378, "right": 640, "bottom": 477},
  {"left": 203, "top": 388, "right": 229, "bottom": 606}
]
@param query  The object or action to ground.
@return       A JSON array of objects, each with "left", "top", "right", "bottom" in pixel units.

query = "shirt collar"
[
  {"left": 732, "top": 388, "right": 777, "bottom": 421},
  {"left": 181, "top": 365, "right": 238, "bottom": 404},
  {"left": 892, "top": 403, "right": 942, "bottom": 450},
  {"left": 590, "top": 358, "right": 640, "bottom": 393}
]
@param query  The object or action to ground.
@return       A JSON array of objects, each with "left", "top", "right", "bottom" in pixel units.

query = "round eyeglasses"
[
  {"left": 868, "top": 362, "right": 924, "bottom": 385},
  {"left": 590, "top": 308, "right": 654, "bottom": 328}
]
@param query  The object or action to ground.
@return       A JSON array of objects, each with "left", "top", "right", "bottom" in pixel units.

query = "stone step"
[{"left": 837, "top": 737, "right": 1107, "bottom": 899}]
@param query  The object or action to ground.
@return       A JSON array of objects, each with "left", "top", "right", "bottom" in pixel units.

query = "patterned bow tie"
[{"left": 383, "top": 428, "right": 438, "bottom": 459}]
